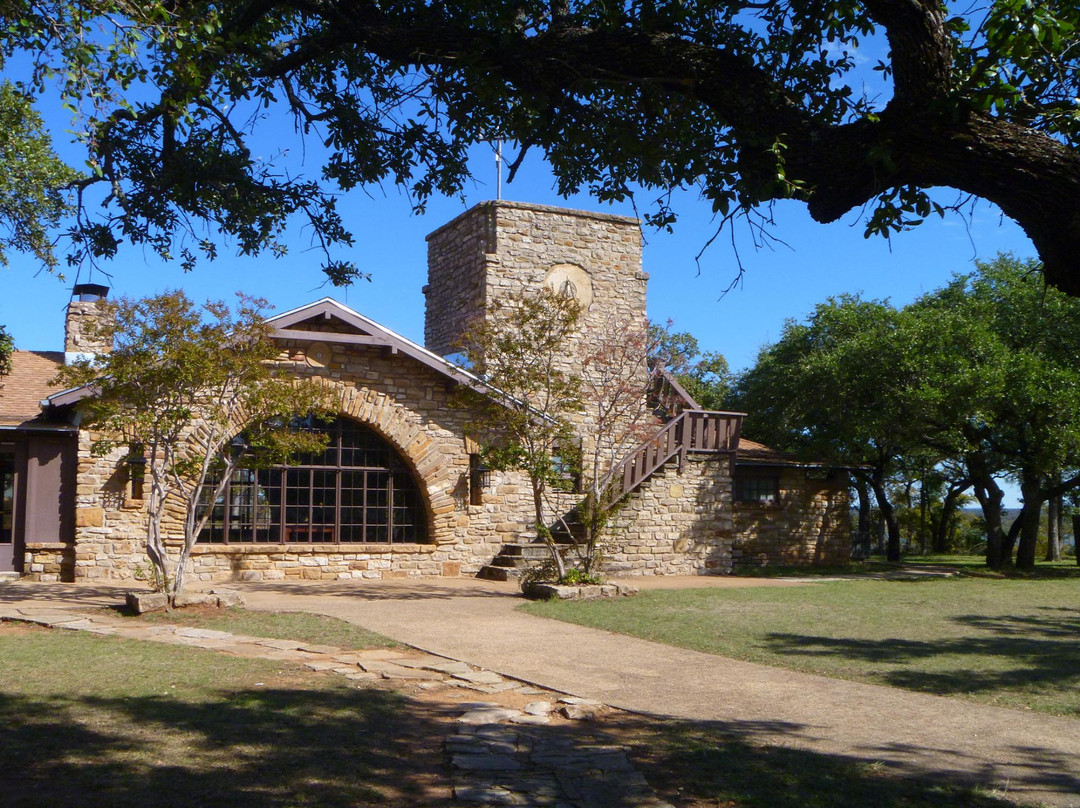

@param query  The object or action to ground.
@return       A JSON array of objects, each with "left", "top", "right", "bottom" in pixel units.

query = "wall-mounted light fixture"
[{"left": 126, "top": 445, "right": 146, "bottom": 500}]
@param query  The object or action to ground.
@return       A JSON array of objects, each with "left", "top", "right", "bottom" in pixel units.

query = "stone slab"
[{"left": 452, "top": 670, "right": 505, "bottom": 685}]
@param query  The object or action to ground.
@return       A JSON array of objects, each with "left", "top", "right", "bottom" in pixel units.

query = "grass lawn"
[
  {"left": 732, "top": 555, "right": 1080, "bottom": 579},
  {"left": 0, "top": 623, "right": 451, "bottom": 808},
  {"left": 521, "top": 577, "right": 1080, "bottom": 716},
  {"left": 622, "top": 718, "right": 1020, "bottom": 808},
  {"left": 0, "top": 622, "right": 1022, "bottom": 808},
  {"left": 111, "top": 605, "right": 399, "bottom": 649}
]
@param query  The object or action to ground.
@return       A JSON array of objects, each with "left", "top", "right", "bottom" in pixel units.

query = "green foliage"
[
  {"left": 0, "top": 324, "right": 12, "bottom": 375},
  {"left": 519, "top": 557, "right": 603, "bottom": 588},
  {"left": 0, "top": 80, "right": 77, "bottom": 270},
  {"left": 54, "top": 291, "right": 336, "bottom": 598},
  {"left": 648, "top": 322, "right": 732, "bottom": 410},
  {"left": 733, "top": 254, "right": 1080, "bottom": 569},
  {"left": 5, "top": 2, "right": 1080, "bottom": 288},
  {"left": 458, "top": 288, "right": 582, "bottom": 577}
]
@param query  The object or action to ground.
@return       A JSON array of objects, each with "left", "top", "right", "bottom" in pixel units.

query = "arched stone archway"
[{"left": 332, "top": 382, "right": 458, "bottom": 546}]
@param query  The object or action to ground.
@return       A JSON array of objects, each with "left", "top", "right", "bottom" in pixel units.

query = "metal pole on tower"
[{"left": 495, "top": 138, "right": 503, "bottom": 200}]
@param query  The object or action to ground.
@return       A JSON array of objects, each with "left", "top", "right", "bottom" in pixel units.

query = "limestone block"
[
  {"left": 126, "top": 591, "right": 168, "bottom": 614},
  {"left": 75, "top": 507, "right": 105, "bottom": 528}
]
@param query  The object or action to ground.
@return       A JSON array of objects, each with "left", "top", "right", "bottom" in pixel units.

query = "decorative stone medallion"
[
  {"left": 544, "top": 263, "right": 593, "bottom": 308},
  {"left": 304, "top": 341, "right": 332, "bottom": 367}
]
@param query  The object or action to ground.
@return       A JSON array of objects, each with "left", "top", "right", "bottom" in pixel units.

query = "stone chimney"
[{"left": 64, "top": 283, "right": 113, "bottom": 365}]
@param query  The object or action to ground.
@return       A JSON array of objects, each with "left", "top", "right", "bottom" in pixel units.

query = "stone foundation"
[
  {"left": 731, "top": 468, "right": 850, "bottom": 567},
  {"left": 21, "top": 543, "right": 74, "bottom": 582},
  {"left": 603, "top": 456, "right": 735, "bottom": 576},
  {"left": 186, "top": 543, "right": 463, "bottom": 582}
]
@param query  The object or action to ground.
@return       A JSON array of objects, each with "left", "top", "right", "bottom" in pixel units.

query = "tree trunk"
[
  {"left": 870, "top": 472, "right": 901, "bottom": 562},
  {"left": 971, "top": 471, "right": 1007, "bottom": 569},
  {"left": 918, "top": 470, "right": 929, "bottom": 555},
  {"left": 532, "top": 477, "right": 565, "bottom": 580},
  {"left": 1046, "top": 493, "right": 1062, "bottom": 562},
  {"left": 1074, "top": 515, "right": 1080, "bottom": 567},
  {"left": 932, "top": 481, "right": 969, "bottom": 554},
  {"left": 1015, "top": 473, "right": 1044, "bottom": 571}
]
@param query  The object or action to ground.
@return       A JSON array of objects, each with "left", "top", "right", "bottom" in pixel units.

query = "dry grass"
[{"left": 111, "top": 604, "right": 400, "bottom": 649}]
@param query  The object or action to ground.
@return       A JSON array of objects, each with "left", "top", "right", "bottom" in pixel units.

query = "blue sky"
[{"left": 2, "top": 140, "right": 1033, "bottom": 374}]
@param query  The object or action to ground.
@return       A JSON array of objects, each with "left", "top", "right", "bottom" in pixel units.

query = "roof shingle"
[{"left": 0, "top": 351, "right": 63, "bottom": 427}]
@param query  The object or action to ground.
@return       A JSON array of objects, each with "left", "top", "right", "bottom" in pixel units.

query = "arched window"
[{"left": 199, "top": 415, "right": 428, "bottom": 544}]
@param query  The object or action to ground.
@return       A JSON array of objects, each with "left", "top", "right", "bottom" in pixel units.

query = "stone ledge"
[
  {"left": 188, "top": 543, "right": 437, "bottom": 555},
  {"left": 522, "top": 582, "right": 639, "bottom": 601},
  {"left": 425, "top": 200, "right": 640, "bottom": 242},
  {"left": 25, "top": 542, "right": 70, "bottom": 550}
]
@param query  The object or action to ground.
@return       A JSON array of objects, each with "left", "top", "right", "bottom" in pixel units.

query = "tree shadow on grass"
[
  {"left": 1, "top": 685, "right": 1064, "bottom": 808},
  {"left": 0, "top": 685, "right": 455, "bottom": 808},
  {"left": 620, "top": 716, "right": 1034, "bottom": 808},
  {"left": 761, "top": 608, "right": 1080, "bottom": 710}
]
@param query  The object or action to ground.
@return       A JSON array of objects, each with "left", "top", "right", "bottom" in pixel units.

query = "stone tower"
[{"left": 423, "top": 201, "right": 648, "bottom": 370}]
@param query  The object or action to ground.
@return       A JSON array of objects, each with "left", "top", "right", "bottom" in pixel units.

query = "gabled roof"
[
  {"left": 267, "top": 297, "right": 490, "bottom": 391},
  {"left": 0, "top": 351, "right": 73, "bottom": 430},
  {"left": 41, "top": 298, "right": 506, "bottom": 412}
]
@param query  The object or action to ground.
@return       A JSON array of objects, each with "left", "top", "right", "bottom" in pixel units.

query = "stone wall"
[
  {"left": 425, "top": 200, "right": 653, "bottom": 473},
  {"left": 730, "top": 468, "right": 851, "bottom": 567},
  {"left": 35, "top": 338, "right": 560, "bottom": 583},
  {"left": 424, "top": 204, "right": 494, "bottom": 358},
  {"left": 603, "top": 456, "right": 735, "bottom": 576},
  {"left": 21, "top": 543, "right": 72, "bottom": 581}
]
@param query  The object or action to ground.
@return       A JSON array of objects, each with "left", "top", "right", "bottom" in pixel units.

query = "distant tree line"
[{"left": 728, "top": 255, "right": 1080, "bottom": 571}]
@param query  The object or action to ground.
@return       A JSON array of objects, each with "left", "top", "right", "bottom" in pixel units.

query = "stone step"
[
  {"left": 490, "top": 556, "right": 534, "bottom": 570},
  {"left": 476, "top": 565, "right": 521, "bottom": 582},
  {"left": 497, "top": 543, "right": 572, "bottom": 559},
  {"left": 0, "top": 572, "right": 21, "bottom": 583}
]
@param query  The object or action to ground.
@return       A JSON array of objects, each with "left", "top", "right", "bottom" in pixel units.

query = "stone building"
[{"left": 0, "top": 201, "right": 850, "bottom": 584}]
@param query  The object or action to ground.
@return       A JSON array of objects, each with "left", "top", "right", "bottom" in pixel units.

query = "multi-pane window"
[
  {"left": 199, "top": 416, "right": 427, "bottom": 544},
  {"left": 733, "top": 472, "right": 780, "bottom": 504}
]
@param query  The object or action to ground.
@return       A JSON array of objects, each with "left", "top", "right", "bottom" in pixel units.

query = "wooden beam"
[{"left": 273, "top": 329, "right": 388, "bottom": 346}]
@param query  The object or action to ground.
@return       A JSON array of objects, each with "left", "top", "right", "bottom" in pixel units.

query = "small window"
[
  {"left": 551, "top": 440, "right": 582, "bottom": 494},
  {"left": 734, "top": 473, "right": 779, "bottom": 504}
]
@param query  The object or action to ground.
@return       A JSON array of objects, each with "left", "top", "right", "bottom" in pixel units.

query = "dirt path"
[{"left": 232, "top": 577, "right": 1080, "bottom": 808}]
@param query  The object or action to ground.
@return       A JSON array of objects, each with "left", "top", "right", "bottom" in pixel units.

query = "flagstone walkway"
[{"left": 0, "top": 601, "right": 673, "bottom": 808}]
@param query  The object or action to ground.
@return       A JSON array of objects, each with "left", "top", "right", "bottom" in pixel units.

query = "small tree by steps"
[
  {"left": 573, "top": 317, "right": 660, "bottom": 574},
  {"left": 460, "top": 289, "right": 667, "bottom": 581},
  {"left": 458, "top": 288, "right": 583, "bottom": 582},
  {"left": 55, "top": 291, "right": 334, "bottom": 603}
]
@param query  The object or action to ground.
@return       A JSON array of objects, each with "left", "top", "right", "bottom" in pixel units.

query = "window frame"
[
  {"left": 199, "top": 416, "right": 429, "bottom": 545},
  {"left": 733, "top": 471, "right": 781, "bottom": 505}
]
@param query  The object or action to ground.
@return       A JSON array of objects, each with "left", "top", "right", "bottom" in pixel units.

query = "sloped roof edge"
[
  {"left": 266, "top": 297, "right": 495, "bottom": 393},
  {"left": 43, "top": 298, "right": 517, "bottom": 413}
]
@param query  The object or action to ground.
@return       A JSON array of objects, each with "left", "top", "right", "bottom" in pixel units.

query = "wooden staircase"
[
  {"left": 475, "top": 372, "right": 745, "bottom": 580},
  {"left": 600, "top": 408, "right": 743, "bottom": 502}
]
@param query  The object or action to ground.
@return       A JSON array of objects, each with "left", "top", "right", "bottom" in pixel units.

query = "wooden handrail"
[
  {"left": 649, "top": 369, "right": 700, "bottom": 420},
  {"left": 599, "top": 409, "right": 744, "bottom": 501}
]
